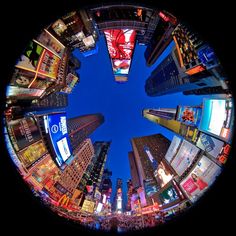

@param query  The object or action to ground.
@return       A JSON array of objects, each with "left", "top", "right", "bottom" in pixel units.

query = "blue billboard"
[
  {"left": 199, "top": 99, "right": 234, "bottom": 143},
  {"left": 44, "top": 113, "right": 72, "bottom": 167}
]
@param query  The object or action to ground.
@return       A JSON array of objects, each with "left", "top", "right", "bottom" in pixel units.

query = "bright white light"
[
  {"left": 57, "top": 137, "right": 71, "bottom": 161},
  {"left": 208, "top": 100, "right": 226, "bottom": 135}
]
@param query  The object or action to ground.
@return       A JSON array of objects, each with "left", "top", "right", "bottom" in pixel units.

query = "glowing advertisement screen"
[
  {"left": 176, "top": 106, "right": 202, "bottom": 127},
  {"left": 104, "top": 29, "right": 136, "bottom": 76},
  {"left": 154, "top": 161, "right": 173, "bottom": 188},
  {"left": 159, "top": 184, "right": 179, "bottom": 206},
  {"left": 44, "top": 113, "right": 72, "bottom": 166},
  {"left": 171, "top": 140, "right": 200, "bottom": 176},
  {"left": 165, "top": 135, "right": 182, "bottom": 163},
  {"left": 199, "top": 99, "right": 234, "bottom": 142},
  {"left": 196, "top": 132, "right": 224, "bottom": 159},
  {"left": 180, "top": 155, "right": 222, "bottom": 202},
  {"left": 112, "top": 59, "right": 131, "bottom": 75},
  {"left": 104, "top": 29, "right": 136, "bottom": 60}
]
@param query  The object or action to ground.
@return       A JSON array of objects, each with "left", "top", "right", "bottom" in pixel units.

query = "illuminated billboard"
[
  {"left": 171, "top": 140, "right": 200, "bottom": 176},
  {"left": 165, "top": 135, "right": 182, "bottom": 163},
  {"left": 11, "top": 68, "right": 52, "bottom": 90},
  {"left": 36, "top": 29, "right": 65, "bottom": 58},
  {"left": 16, "top": 41, "right": 44, "bottom": 72},
  {"left": 104, "top": 29, "right": 136, "bottom": 60},
  {"left": 6, "top": 85, "right": 44, "bottom": 98},
  {"left": 81, "top": 199, "right": 95, "bottom": 213},
  {"left": 144, "top": 178, "right": 159, "bottom": 197},
  {"left": 199, "top": 99, "right": 234, "bottom": 143},
  {"left": 7, "top": 117, "right": 41, "bottom": 151},
  {"left": 154, "top": 161, "right": 174, "bottom": 188},
  {"left": 159, "top": 182, "right": 180, "bottom": 206},
  {"left": 104, "top": 29, "right": 136, "bottom": 78},
  {"left": 176, "top": 106, "right": 202, "bottom": 127},
  {"left": 16, "top": 40, "right": 61, "bottom": 80},
  {"left": 43, "top": 113, "right": 72, "bottom": 166},
  {"left": 61, "top": 73, "right": 79, "bottom": 94},
  {"left": 180, "top": 155, "right": 222, "bottom": 202},
  {"left": 196, "top": 132, "right": 224, "bottom": 158},
  {"left": 179, "top": 123, "right": 199, "bottom": 143},
  {"left": 18, "top": 140, "right": 48, "bottom": 169}
]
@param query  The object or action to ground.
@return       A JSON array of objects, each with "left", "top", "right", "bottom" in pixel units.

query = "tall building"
[
  {"left": 57, "top": 138, "right": 94, "bottom": 194},
  {"left": 130, "top": 133, "right": 171, "bottom": 204},
  {"left": 88, "top": 4, "right": 159, "bottom": 45},
  {"left": 100, "top": 168, "right": 112, "bottom": 195},
  {"left": 25, "top": 92, "right": 68, "bottom": 111},
  {"left": 145, "top": 10, "right": 178, "bottom": 66},
  {"left": 84, "top": 141, "right": 111, "bottom": 194},
  {"left": 113, "top": 178, "right": 123, "bottom": 213},
  {"left": 145, "top": 44, "right": 225, "bottom": 97},
  {"left": 128, "top": 151, "right": 141, "bottom": 189},
  {"left": 48, "top": 10, "right": 99, "bottom": 55},
  {"left": 126, "top": 179, "right": 133, "bottom": 211},
  {"left": 143, "top": 108, "right": 201, "bottom": 144},
  {"left": 67, "top": 113, "right": 104, "bottom": 154}
]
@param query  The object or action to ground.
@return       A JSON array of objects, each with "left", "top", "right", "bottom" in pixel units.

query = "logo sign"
[{"left": 44, "top": 113, "right": 72, "bottom": 166}]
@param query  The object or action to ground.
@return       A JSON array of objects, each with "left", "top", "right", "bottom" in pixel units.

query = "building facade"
[
  {"left": 67, "top": 113, "right": 104, "bottom": 154},
  {"left": 57, "top": 138, "right": 94, "bottom": 194}
]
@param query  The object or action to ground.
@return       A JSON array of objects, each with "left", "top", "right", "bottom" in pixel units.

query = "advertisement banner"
[
  {"left": 199, "top": 99, "right": 234, "bottom": 142},
  {"left": 179, "top": 123, "right": 199, "bottom": 143},
  {"left": 61, "top": 73, "right": 79, "bottom": 94},
  {"left": 180, "top": 155, "right": 222, "bottom": 202},
  {"left": 11, "top": 68, "right": 53, "bottom": 90},
  {"left": 114, "top": 75, "right": 128, "bottom": 83},
  {"left": 154, "top": 161, "right": 174, "bottom": 188},
  {"left": 217, "top": 143, "right": 231, "bottom": 164},
  {"left": 37, "top": 49, "right": 61, "bottom": 79},
  {"left": 165, "top": 135, "right": 182, "bottom": 163},
  {"left": 18, "top": 140, "right": 47, "bottom": 169},
  {"left": 112, "top": 59, "right": 131, "bottom": 75},
  {"left": 36, "top": 29, "right": 65, "bottom": 58},
  {"left": 8, "top": 117, "right": 41, "bottom": 151},
  {"left": 171, "top": 140, "right": 200, "bottom": 176},
  {"left": 81, "top": 199, "right": 95, "bottom": 213},
  {"left": 159, "top": 183, "right": 180, "bottom": 206},
  {"left": 176, "top": 106, "right": 202, "bottom": 127},
  {"left": 144, "top": 178, "right": 159, "bottom": 197},
  {"left": 6, "top": 85, "right": 44, "bottom": 98},
  {"left": 196, "top": 132, "right": 224, "bottom": 159},
  {"left": 51, "top": 19, "right": 67, "bottom": 36},
  {"left": 44, "top": 113, "right": 72, "bottom": 166},
  {"left": 104, "top": 29, "right": 136, "bottom": 60},
  {"left": 16, "top": 41, "right": 44, "bottom": 72}
]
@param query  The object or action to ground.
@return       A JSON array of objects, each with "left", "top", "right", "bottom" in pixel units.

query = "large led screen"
[
  {"left": 165, "top": 135, "right": 182, "bottom": 163},
  {"left": 199, "top": 99, "right": 234, "bottom": 142},
  {"left": 171, "top": 140, "right": 200, "bottom": 176},
  {"left": 44, "top": 113, "right": 72, "bottom": 166},
  {"left": 180, "top": 155, "right": 222, "bottom": 202},
  {"left": 176, "top": 106, "right": 202, "bottom": 127}
]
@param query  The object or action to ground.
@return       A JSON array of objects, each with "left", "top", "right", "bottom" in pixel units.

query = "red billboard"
[
  {"left": 180, "top": 155, "right": 222, "bottom": 202},
  {"left": 104, "top": 29, "right": 136, "bottom": 77},
  {"left": 104, "top": 29, "right": 136, "bottom": 60}
]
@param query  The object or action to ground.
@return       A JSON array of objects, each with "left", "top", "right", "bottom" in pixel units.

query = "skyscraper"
[
  {"left": 126, "top": 179, "right": 133, "bottom": 211},
  {"left": 128, "top": 151, "right": 141, "bottom": 189},
  {"left": 145, "top": 45, "right": 225, "bottom": 97},
  {"left": 100, "top": 168, "right": 112, "bottom": 195},
  {"left": 143, "top": 107, "right": 201, "bottom": 144},
  {"left": 88, "top": 4, "right": 159, "bottom": 45},
  {"left": 67, "top": 113, "right": 104, "bottom": 154},
  {"left": 57, "top": 138, "right": 94, "bottom": 194},
  {"left": 25, "top": 92, "right": 68, "bottom": 111},
  {"left": 113, "top": 178, "right": 123, "bottom": 213},
  {"left": 85, "top": 141, "right": 111, "bottom": 193},
  {"left": 130, "top": 133, "right": 171, "bottom": 204},
  {"left": 145, "top": 10, "right": 177, "bottom": 66}
]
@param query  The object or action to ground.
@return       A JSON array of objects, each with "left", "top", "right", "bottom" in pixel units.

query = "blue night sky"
[{"left": 66, "top": 35, "right": 206, "bottom": 203}]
